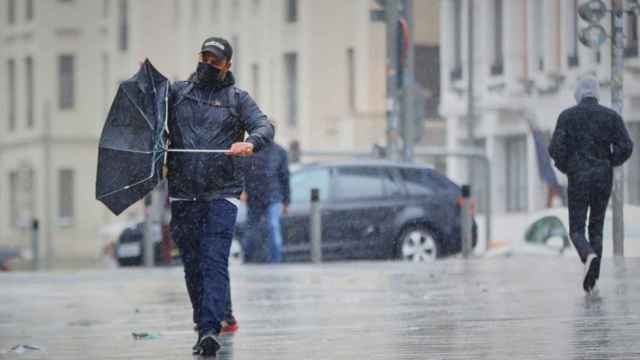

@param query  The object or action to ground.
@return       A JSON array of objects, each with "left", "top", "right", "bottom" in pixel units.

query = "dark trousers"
[
  {"left": 171, "top": 199, "right": 238, "bottom": 334},
  {"left": 567, "top": 165, "right": 612, "bottom": 278}
]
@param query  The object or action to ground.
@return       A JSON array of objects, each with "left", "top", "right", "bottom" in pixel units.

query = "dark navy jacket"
[
  {"left": 167, "top": 73, "right": 274, "bottom": 201},
  {"left": 241, "top": 143, "right": 290, "bottom": 208},
  {"left": 549, "top": 97, "right": 633, "bottom": 176}
]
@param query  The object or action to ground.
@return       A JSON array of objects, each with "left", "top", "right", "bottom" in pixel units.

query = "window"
[
  {"left": 532, "top": 1, "right": 544, "bottom": 71},
  {"left": 451, "top": 0, "right": 463, "bottom": 81},
  {"left": 103, "top": 0, "right": 110, "bottom": 18},
  {"left": 284, "top": 52, "right": 298, "bottom": 127},
  {"left": 26, "top": 0, "right": 34, "bottom": 21},
  {"left": 567, "top": 0, "right": 579, "bottom": 67},
  {"left": 285, "top": 0, "right": 297, "bottom": 22},
  {"left": 231, "top": 0, "right": 239, "bottom": 19},
  {"left": 625, "top": 11, "right": 639, "bottom": 58},
  {"left": 251, "top": 0, "right": 260, "bottom": 15},
  {"left": 382, "top": 169, "right": 404, "bottom": 197},
  {"left": 491, "top": 0, "right": 504, "bottom": 75},
  {"left": 400, "top": 168, "right": 434, "bottom": 196},
  {"left": 58, "top": 169, "right": 75, "bottom": 224},
  {"left": 7, "top": 59, "right": 16, "bottom": 131},
  {"left": 58, "top": 55, "right": 75, "bottom": 110},
  {"left": 9, "top": 171, "right": 18, "bottom": 227},
  {"left": 8, "top": 0, "right": 16, "bottom": 25},
  {"left": 505, "top": 136, "right": 528, "bottom": 212},
  {"left": 347, "top": 48, "right": 356, "bottom": 111},
  {"left": 118, "top": 0, "right": 129, "bottom": 51},
  {"left": 232, "top": 35, "right": 240, "bottom": 81},
  {"left": 525, "top": 216, "right": 567, "bottom": 245},
  {"left": 251, "top": 63, "right": 260, "bottom": 103},
  {"left": 211, "top": 0, "right": 220, "bottom": 21},
  {"left": 627, "top": 122, "right": 640, "bottom": 205},
  {"left": 102, "top": 52, "right": 110, "bottom": 118},
  {"left": 291, "top": 168, "right": 330, "bottom": 203},
  {"left": 25, "top": 56, "right": 34, "bottom": 128},
  {"left": 335, "top": 167, "right": 384, "bottom": 200},
  {"left": 192, "top": 0, "right": 200, "bottom": 22}
]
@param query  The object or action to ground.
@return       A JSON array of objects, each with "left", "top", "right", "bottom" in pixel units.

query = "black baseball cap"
[{"left": 200, "top": 37, "right": 233, "bottom": 61}]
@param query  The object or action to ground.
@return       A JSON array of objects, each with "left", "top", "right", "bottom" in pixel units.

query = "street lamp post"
[{"left": 578, "top": 0, "right": 639, "bottom": 257}]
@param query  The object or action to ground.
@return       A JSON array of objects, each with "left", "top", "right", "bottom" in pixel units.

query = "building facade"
[
  {"left": 440, "top": 0, "right": 640, "bottom": 218},
  {"left": 1, "top": 0, "right": 441, "bottom": 267}
]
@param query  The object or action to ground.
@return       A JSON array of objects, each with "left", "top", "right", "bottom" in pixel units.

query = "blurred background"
[{"left": 1, "top": 0, "right": 639, "bottom": 270}]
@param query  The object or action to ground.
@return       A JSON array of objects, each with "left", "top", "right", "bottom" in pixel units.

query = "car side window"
[
  {"left": 525, "top": 216, "right": 566, "bottom": 244},
  {"left": 399, "top": 168, "right": 434, "bottom": 196},
  {"left": 290, "top": 168, "right": 331, "bottom": 204},
  {"left": 382, "top": 168, "right": 404, "bottom": 196},
  {"left": 335, "top": 167, "right": 385, "bottom": 200}
]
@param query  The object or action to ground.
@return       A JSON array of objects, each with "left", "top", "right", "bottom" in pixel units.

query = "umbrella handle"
[{"left": 165, "top": 148, "right": 229, "bottom": 153}]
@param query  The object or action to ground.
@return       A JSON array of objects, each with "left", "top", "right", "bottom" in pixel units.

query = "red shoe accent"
[{"left": 219, "top": 322, "right": 238, "bottom": 336}]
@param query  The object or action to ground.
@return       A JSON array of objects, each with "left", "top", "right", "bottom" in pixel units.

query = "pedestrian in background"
[
  {"left": 549, "top": 75, "right": 633, "bottom": 294},
  {"left": 241, "top": 142, "right": 290, "bottom": 263}
]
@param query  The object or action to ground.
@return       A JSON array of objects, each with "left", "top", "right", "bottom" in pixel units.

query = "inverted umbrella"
[{"left": 96, "top": 60, "right": 229, "bottom": 215}]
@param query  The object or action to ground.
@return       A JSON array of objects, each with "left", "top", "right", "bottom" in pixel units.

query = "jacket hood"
[{"left": 574, "top": 76, "right": 600, "bottom": 103}]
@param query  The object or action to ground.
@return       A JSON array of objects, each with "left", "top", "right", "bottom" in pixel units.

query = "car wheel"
[{"left": 397, "top": 226, "right": 439, "bottom": 262}]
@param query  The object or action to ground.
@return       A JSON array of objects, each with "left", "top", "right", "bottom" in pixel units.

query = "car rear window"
[
  {"left": 399, "top": 168, "right": 458, "bottom": 196},
  {"left": 335, "top": 167, "right": 384, "bottom": 200}
]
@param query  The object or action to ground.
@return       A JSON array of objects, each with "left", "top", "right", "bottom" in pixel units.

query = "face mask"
[{"left": 196, "top": 62, "right": 226, "bottom": 87}]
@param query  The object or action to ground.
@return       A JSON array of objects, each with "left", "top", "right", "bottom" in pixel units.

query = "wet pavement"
[{"left": 1, "top": 257, "right": 640, "bottom": 359}]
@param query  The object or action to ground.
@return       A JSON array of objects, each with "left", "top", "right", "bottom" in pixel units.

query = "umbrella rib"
[
  {"left": 121, "top": 86, "right": 155, "bottom": 131},
  {"left": 96, "top": 171, "right": 157, "bottom": 200},
  {"left": 99, "top": 145, "right": 155, "bottom": 154}
]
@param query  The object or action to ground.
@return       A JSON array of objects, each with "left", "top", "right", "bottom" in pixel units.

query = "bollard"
[
  {"left": 460, "top": 185, "right": 473, "bottom": 258},
  {"left": 143, "top": 194, "right": 154, "bottom": 268},
  {"left": 31, "top": 219, "right": 40, "bottom": 271},
  {"left": 310, "top": 188, "right": 322, "bottom": 263}
]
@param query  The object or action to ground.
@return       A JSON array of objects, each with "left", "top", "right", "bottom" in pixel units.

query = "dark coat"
[
  {"left": 241, "top": 143, "right": 290, "bottom": 208},
  {"left": 167, "top": 73, "right": 274, "bottom": 201},
  {"left": 549, "top": 97, "right": 633, "bottom": 176}
]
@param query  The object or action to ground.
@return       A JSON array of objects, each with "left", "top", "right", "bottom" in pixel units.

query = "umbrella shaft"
[{"left": 166, "top": 149, "right": 228, "bottom": 153}]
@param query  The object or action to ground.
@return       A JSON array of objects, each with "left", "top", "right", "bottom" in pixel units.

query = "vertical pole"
[
  {"left": 31, "top": 219, "right": 40, "bottom": 271},
  {"left": 143, "top": 196, "right": 154, "bottom": 268},
  {"left": 401, "top": 0, "right": 416, "bottom": 162},
  {"left": 467, "top": 0, "right": 476, "bottom": 183},
  {"left": 461, "top": 185, "right": 473, "bottom": 258},
  {"left": 385, "top": 0, "right": 401, "bottom": 161},
  {"left": 310, "top": 188, "right": 322, "bottom": 263},
  {"left": 611, "top": 0, "right": 625, "bottom": 256}
]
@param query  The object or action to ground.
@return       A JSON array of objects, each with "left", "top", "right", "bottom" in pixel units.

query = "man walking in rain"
[
  {"left": 242, "top": 142, "right": 290, "bottom": 263},
  {"left": 549, "top": 75, "right": 633, "bottom": 294},
  {"left": 167, "top": 37, "right": 273, "bottom": 356}
]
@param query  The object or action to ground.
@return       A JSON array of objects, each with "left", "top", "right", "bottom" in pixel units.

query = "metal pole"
[
  {"left": 143, "top": 187, "right": 164, "bottom": 268},
  {"left": 401, "top": 0, "right": 416, "bottom": 162},
  {"left": 467, "top": 0, "right": 476, "bottom": 184},
  {"left": 385, "top": 0, "right": 401, "bottom": 161},
  {"left": 31, "top": 219, "right": 40, "bottom": 271},
  {"left": 461, "top": 185, "right": 473, "bottom": 258},
  {"left": 611, "top": 0, "right": 625, "bottom": 256},
  {"left": 310, "top": 188, "right": 322, "bottom": 263}
]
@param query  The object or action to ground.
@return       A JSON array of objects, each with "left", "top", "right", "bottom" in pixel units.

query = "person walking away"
[
  {"left": 167, "top": 36, "right": 274, "bottom": 356},
  {"left": 241, "top": 142, "right": 290, "bottom": 263},
  {"left": 549, "top": 75, "right": 633, "bottom": 294}
]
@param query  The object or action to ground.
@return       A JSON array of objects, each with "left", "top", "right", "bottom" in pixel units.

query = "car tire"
[{"left": 396, "top": 225, "right": 440, "bottom": 262}]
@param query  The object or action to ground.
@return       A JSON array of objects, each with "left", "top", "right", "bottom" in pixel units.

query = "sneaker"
[
  {"left": 192, "top": 332, "right": 202, "bottom": 354},
  {"left": 197, "top": 331, "right": 221, "bottom": 357},
  {"left": 583, "top": 254, "right": 598, "bottom": 293},
  {"left": 220, "top": 316, "right": 239, "bottom": 335}
]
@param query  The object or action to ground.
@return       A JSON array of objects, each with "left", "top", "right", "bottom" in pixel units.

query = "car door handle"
[{"left": 362, "top": 225, "right": 377, "bottom": 237}]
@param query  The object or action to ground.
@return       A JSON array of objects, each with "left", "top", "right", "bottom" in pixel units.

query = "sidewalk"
[{"left": 1, "top": 257, "right": 640, "bottom": 359}]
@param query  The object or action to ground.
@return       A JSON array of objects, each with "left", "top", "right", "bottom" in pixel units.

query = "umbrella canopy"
[{"left": 96, "top": 59, "right": 169, "bottom": 215}]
